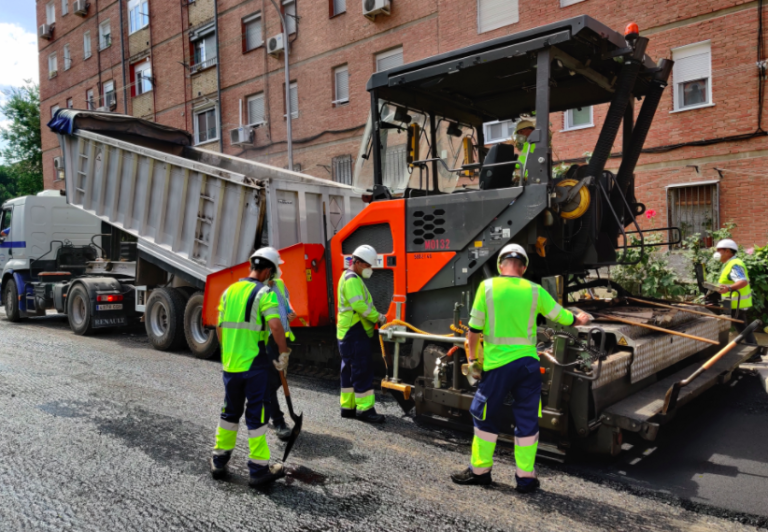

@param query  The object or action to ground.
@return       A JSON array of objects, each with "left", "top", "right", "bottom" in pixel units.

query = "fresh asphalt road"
[{"left": 0, "top": 308, "right": 766, "bottom": 532}]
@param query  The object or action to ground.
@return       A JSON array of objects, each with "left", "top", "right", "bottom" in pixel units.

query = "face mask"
[
  {"left": 272, "top": 266, "right": 282, "bottom": 280},
  {"left": 362, "top": 268, "right": 374, "bottom": 279},
  {"left": 514, "top": 134, "right": 526, "bottom": 150},
  {"left": 713, "top": 252, "right": 722, "bottom": 261}
]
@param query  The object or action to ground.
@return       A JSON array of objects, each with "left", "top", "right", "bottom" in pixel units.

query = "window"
[
  {"left": 84, "top": 31, "right": 92, "bottom": 59},
  {"left": 560, "top": 0, "right": 585, "bottom": 5},
  {"left": 243, "top": 13, "right": 263, "bottom": 52},
  {"left": 667, "top": 182, "right": 719, "bottom": 246},
  {"left": 46, "top": 2, "right": 55, "bottom": 24},
  {"left": 332, "top": 155, "right": 353, "bottom": 185},
  {"left": 63, "top": 44, "right": 72, "bottom": 70},
  {"left": 191, "top": 24, "right": 217, "bottom": 70},
  {"left": 99, "top": 21, "right": 112, "bottom": 50},
  {"left": 482, "top": 119, "right": 513, "bottom": 144},
  {"left": 86, "top": 89, "right": 95, "bottom": 110},
  {"left": 672, "top": 41, "right": 712, "bottom": 112},
  {"left": 134, "top": 61, "right": 152, "bottom": 96},
  {"left": 376, "top": 47, "right": 403, "bottom": 72},
  {"left": 194, "top": 107, "right": 218, "bottom": 144},
  {"left": 67, "top": 98, "right": 73, "bottom": 108},
  {"left": 103, "top": 80, "right": 115, "bottom": 108},
  {"left": 333, "top": 65, "right": 349, "bottom": 104},
  {"left": 563, "top": 107, "right": 593, "bottom": 131},
  {"left": 48, "top": 53, "right": 58, "bottom": 77},
  {"left": 51, "top": 105, "right": 60, "bottom": 118},
  {"left": 283, "top": 0, "right": 296, "bottom": 35},
  {"left": 330, "top": 0, "right": 346, "bottom": 16},
  {"left": 128, "top": 0, "right": 149, "bottom": 34},
  {"left": 284, "top": 82, "right": 298, "bottom": 119},
  {"left": 62, "top": 0, "right": 69, "bottom": 15},
  {"left": 0, "top": 208, "right": 12, "bottom": 239},
  {"left": 247, "top": 93, "right": 265, "bottom": 126},
  {"left": 477, "top": 0, "right": 518, "bottom": 34}
]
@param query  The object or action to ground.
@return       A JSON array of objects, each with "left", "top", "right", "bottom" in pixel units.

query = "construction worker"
[
  {"left": 337, "top": 244, "right": 388, "bottom": 423},
  {"left": 267, "top": 267, "right": 297, "bottom": 441},
  {"left": 514, "top": 119, "right": 535, "bottom": 183},
  {"left": 715, "top": 239, "right": 760, "bottom": 360},
  {"left": 451, "top": 243, "right": 591, "bottom": 493},
  {"left": 209, "top": 247, "right": 292, "bottom": 488}
]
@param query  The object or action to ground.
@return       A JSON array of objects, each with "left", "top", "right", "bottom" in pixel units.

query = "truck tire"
[
  {"left": 68, "top": 285, "right": 94, "bottom": 335},
  {"left": 145, "top": 287, "right": 187, "bottom": 351},
  {"left": 184, "top": 291, "right": 220, "bottom": 359},
  {"left": 3, "top": 279, "right": 23, "bottom": 322}
]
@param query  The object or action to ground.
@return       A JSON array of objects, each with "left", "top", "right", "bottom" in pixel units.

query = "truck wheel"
[
  {"left": 184, "top": 292, "right": 220, "bottom": 359},
  {"left": 68, "top": 285, "right": 94, "bottom": 335},
  {"left": 145, "top": 287, "right": 187, "bottom": 351},
  {"left": 3, "top": 279, "right": 23, "bottom": 322}
]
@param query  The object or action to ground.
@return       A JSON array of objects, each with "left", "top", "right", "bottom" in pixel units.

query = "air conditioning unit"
[
  {"left": 39, "top": 24, "right": 54, "bottom": 40},
  {"left": 105, "top": 92, "right": 117, "bottom": 110},
  {"left": 230, "top": 127, "right": 255, "bottom": 146},
  {"left": 362, "top": 0, "right": 390, "bottom": 19},
  {"left": 73, "top": 0, "right": 88, "bottom": 16},
  {"left": 53, "top": 157, "right": 63, "bottom": 170},
  {"left": 267, "top": 34, "right": 285, "bottom": 57}
]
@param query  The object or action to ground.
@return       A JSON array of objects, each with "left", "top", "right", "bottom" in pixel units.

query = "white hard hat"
[
  {"left": 497, "top": 243, "right": 528, "bottom": 273},
  {"left": 352, "top": 244, "right": 378, "bottom": 266},
  {"left": 250, "top": 247, "right": 284, "bottom": 269},
  {"left": 715, "top": 239, "right": 738, "bottom": 252}
]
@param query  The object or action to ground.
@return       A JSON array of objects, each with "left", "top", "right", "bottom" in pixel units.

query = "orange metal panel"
[
  {"left": 330, "top": 200, "right": 406, "bottom": 322},
  {"left": 406, "top": 252, "right": 456, "bottom": 293},
  {"left": 202, "top": 261, "right": 250, "bottom": 328}
]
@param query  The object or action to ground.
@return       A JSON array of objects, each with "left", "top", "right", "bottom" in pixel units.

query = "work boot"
[
  {"left": 249, "top": 464, "right": 286, "bottom": 488},
  {"left": 209, "top": 456, "right": 228, "bottom": 480},
  {"left": 451, "top": 467, "right": 492, "bottom": 486},
  {"left": 515, "top": 478, "right": 541, "bottom": 494},
  {"left": 356, "top": 407, "right": 385, "bottom": 424},
  {"left": 273, "top": 419, "right": 292, "bottom": 442},
  {"left": 340, "top": 408, "right": 356, "bottom": 419}
]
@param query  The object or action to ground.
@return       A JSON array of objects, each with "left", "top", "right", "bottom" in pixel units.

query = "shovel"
[
  {"left": 662, "top": 319, "right": 762, "bottom": 415},
  {"left": 278, "top": 370, "right": 303, "bottom": 462}
]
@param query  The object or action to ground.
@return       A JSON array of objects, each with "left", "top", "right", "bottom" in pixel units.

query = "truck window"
[{"left": 0, "top": 208, "right": 11, "bottom": 238}]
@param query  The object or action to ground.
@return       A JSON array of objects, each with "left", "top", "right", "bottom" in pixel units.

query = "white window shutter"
[
  {"left": 560, "top": 0, "right": 585, "bottom": 6},
  {"left": 672, "top": 42, "right": 712, "bottom": 110},
  {"left": 248, "top": 95, "right": 265, "bottom": 125},
  {"left": 376, "top": 48, "right": 403, "bottom": 72},
  {"left": 333, "top": 0, "right": 346, "bottom": 15},
  {"left": 335, "top": 67, "right": 349, "bottom": 102},
  {"left": 289, "top": 83, "right": 298, "bottom": 118},
  {"left": 245, "top": 19, "right": 262, "bottom": 50},
  {"left": 478, "top": 0, "right": 518, "bottom": 34}
]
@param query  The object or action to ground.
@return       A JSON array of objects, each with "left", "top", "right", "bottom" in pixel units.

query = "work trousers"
[
  {"left": 469, "top": 356, "right": 541, "bottom": 489},
  {"left": 212, "top": 350, "right": 272, "bottom": 476},
  {"left": 338, "top": 323, "right": 375, "bottom": 413},
  {"left": 266, "top": 337, "right": 286, "bottom": 425},
  {"left": 733, "top": 309, "right": 758, "bottom": 347}
]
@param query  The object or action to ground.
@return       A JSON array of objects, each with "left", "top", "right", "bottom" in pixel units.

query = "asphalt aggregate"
[{"left": 0, "top": 309, "right": 766, "bottom": 532}]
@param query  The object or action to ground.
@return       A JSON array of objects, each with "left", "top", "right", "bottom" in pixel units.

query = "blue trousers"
[
  {"left": 469, "top": 356, "right": 541, "bottom": 488},
  {"left": 339, "top": 323, "right": 375, "bottom": 412},
  {"left": 266, "top": 338, "right": 286, "bottom": 425},
  {"left": 213, "top": 351, "right": 272, "bottom": 476}
]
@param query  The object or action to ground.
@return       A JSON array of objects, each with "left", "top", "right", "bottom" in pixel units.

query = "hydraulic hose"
[{"left": 378, "top": 319, "right": 456, "bottom": 370}]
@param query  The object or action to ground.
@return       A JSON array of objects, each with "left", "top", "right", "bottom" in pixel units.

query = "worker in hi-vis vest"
[
  {"left": 714, "top": 238, "right": 762, "bottom": 361},
  {"left": 514, "top": 119, "right": 535, "bottom": 184},
  {"left": 210, "top": 247, "right": 292, "bottom": 488},
  {"left": 337, "top": 244, "right": 388, "bottom": 424},
  {"left": 267, "top": 267, "right": 297, "bottom": 441},
  {"left": 451, "top": 243, "right": 591, "bottom": 493}
]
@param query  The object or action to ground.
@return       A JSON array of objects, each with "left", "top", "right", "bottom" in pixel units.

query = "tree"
[{"left": 0, "top": 81, "right": 44, "bottom": 200}]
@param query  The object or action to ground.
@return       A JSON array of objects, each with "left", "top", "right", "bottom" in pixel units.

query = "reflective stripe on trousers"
[
  {"left": 471, "top": 427, "right": 498, "bottom": 475},
  {"left": 340, "top": 387, "right": 355, "bottom": 410},
  {"left": 355, "top": 389, "right": 374, "bottom": 412}
]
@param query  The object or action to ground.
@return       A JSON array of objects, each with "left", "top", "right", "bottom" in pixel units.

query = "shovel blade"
[
  {"left": 282, "top": 413, "right": 303, "bottom": 463},
  {"left": 662, "top": 382, "right": 682, "bottom": 415}
]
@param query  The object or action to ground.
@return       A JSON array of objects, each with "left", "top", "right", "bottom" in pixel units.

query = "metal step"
[{"left": 603, "top": 344, "right": 758, "bottom": 439}]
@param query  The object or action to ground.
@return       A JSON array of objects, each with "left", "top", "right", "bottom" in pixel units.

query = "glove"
[
  {"left": 378, "top": 314, "right": 388, "bottom": 326},
  {"left": 273, "top": 349, "right": 292, "bottom": 373},
  {"left": 466, "top": 359, "right": 483, "bottom": 380}
]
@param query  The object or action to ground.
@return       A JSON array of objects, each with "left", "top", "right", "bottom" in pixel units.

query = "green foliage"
[
  {"left": 612, "top": 233, "right": 686, "bottom": 299},
  {"left": 742, "top": 245, "right": 768, "bottom": 324},
  {"left": 0, "top": 81, "right": 43, "bottom": 203}
]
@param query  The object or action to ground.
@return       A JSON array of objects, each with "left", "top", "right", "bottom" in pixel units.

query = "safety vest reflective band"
[
  {"left": 517, "top": 142, "right": 535, "bottom": 180},
  {"left": 218, "top": 280, "right": 279, "bottom": 372},
  {"left": 468, "top": 276, "right": 574, "bottom": 370},
  {"left": 336, "top": 270, "right": 380, "bottom": 340},
  {"left": 718, "top": 257, "right": 752, "bottom": 310}
]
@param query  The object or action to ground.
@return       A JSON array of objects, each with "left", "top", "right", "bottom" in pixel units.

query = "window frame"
[
  {"left": 128, "top": 0, "right": 149, "bottom": 35},
  {"left": 482, "top": 119, "right": 513, "bottom": 145},
  {"left": 48, "top": 53, "right": 58, "bottom": 77},
  {"left": 333, "top": 65, "right": 349, "bottom": 105},
  {"left": 102, "top": 80, "right": 116, "bottom": 108},
  {"left": 242, "top": 13, "right": 263, "bottom": 53},
  {"left": 194, "top": 106, "right": 219, "bottom": 145},
  {"left": 86, "top": 89, "right": 95, "bottom": 110},
  {"left": 562, "top": 106, "right": 594, "bottom": 131},
  {"left": 671, "top": 41, "right": 714, "bottom": 113},
  {"left": 666, "top": 180, "right": 720, "bottom": 247},
  {"left": 83, "top": 31, "right": 92, "bottom": 59},
  {"left": 282, "top": 0, "right": 297, "bottom": 35},
  {"left": 133, "top": 60, "right": 153, "bottom": 96},
  {"left": 329, "top": 0, "right": 346, "bottom": 17},
  {"left": 51, "top": 104, "right": 61, "bottom": 119},
  {"left": 62, "top": 0, "right": 69, "bottom": 16},
  {"left": 477, "top": 0, "right": 519, "bottom": 34},
  {"left": 375, "top": 47, "right": 404, "bottom": 72},
  {"left": 190, "top": 24, "right": 217, "bottom": 71},
  {"left": 46, "top": 2, "right": 56, "bottom": 25},
  {"left": 246, "top": 93, "right": 266, "bottom": 127},
  {"left": 332, "top": 154, "right": 353, "bottom": 185},
  {"left": 284, "top": 81, "right": 299, "bottom": 119},
  {"left": 99, "top": 20, "right": 112, "bottom": 50},
  {"left": 63, "top": 44, "right": 72, "bottom": 71},
  {"left": 67, "top": 98, "right": 74, "bottom": 109}
]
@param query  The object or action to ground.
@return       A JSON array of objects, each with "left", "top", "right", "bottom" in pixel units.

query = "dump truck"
[
  {"left": 1, "top": 110, "right": 363, "bottom": 357},
  {"left": 201, "top": 15, "right": 760, "bottom": 457}
]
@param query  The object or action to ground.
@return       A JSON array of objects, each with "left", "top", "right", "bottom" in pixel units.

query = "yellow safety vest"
[
  {"left": 336, "top": 270, "right": 380, "bottom": 340},
  {"left": 718, "top": 258, "right": 752, "bottom": 310}
]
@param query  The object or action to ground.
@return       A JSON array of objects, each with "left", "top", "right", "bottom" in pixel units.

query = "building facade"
[{"left": 37, "top": 0, "right": 768, "bottom": 245}]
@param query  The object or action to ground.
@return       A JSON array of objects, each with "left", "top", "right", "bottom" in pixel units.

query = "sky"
[{"left": 0, "top": 0, "right": 39, "bottom": 157}]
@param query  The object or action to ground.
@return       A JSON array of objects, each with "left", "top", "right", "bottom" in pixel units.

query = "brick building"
[{"left": 37, "top": 0, "right": 768, "bottom": 245}]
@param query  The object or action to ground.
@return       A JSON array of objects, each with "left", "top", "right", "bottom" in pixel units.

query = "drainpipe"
[
  {"left": 118, "top": 0, "right": 128, "bottom": 113},
  {"left": 268, "top": 0, "right": 293, "bottom": 170},
  {"left": 213, "top": 0, "right": 224, "bottom": 152}
]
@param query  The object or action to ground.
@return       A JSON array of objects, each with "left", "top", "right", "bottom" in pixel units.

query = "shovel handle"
[
  {"left": 279, "top": 370, "right": 290, "bottom": 399},
  {"left": 701, "top": 319, "right": 762, "bottom": 371}
]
